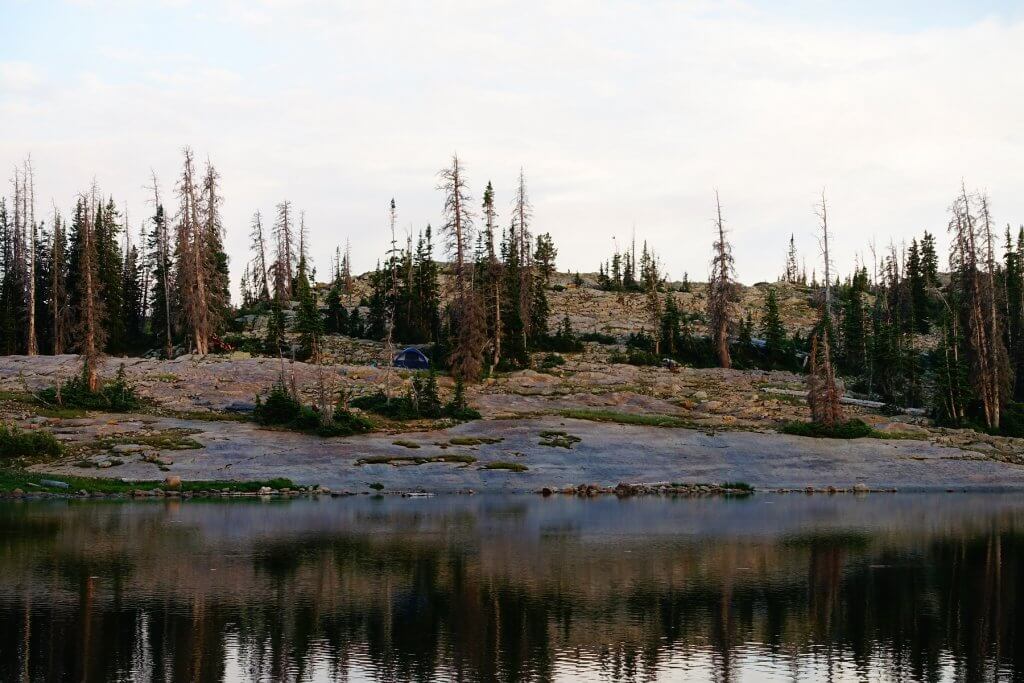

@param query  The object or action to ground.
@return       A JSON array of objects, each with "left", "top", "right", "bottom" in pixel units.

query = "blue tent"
[{"left": 393, "top": 347, "right": 430, "bottom": 370}]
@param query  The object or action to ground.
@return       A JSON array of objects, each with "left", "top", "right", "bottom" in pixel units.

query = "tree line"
[{"left": 0, "top": 150, "right": 230, "bottom": 389}]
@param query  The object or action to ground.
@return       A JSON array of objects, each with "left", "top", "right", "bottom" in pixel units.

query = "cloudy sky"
[{"left": 3, "top": 0, "right": 1024, "bottom": 288}]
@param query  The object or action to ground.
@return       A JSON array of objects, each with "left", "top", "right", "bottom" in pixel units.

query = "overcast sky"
[{"left": 3, "top": 0, "right": 1024, "bottom": 289}]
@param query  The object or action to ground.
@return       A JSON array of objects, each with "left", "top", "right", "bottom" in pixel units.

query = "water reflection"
[{"left": 0, "top": 495, "right": 1022, "bottom": 681}]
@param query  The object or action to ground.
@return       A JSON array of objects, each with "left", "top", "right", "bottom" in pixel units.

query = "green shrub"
[
  {"left": 37, "top": 364, "right": 140, "bottom": 412},
  {"left": 540, "top": 353, "right": 565, "bottom": 370},
  {"left": 317, "top": 410, "right": 373, "bottom": 437},
  {"left": 253, "top": 383, "right": 303, "bottom": 425},
  {"left": 580, "top": 331, "right": 617, "bottom": 345},
  {"left": 254, "top": 382, "right": 372, "bottom": 436},
  {"left": 352, "top": 373, "right": 479, "bottom": 421},
  {"left": 609, "top": 350, "right": 660, "bottom": 366},
  {"left": 1000, "top": 402, "right": 1024, "bottom": 438},
  {"left": 780, "top": 419, "right": 874, "bottom": 439},
  {"left": 445, "top": 379, "right": 481, "bottom": 420},
  {"left": 0, "top": 424, "right": 62, "bottom": 460}
]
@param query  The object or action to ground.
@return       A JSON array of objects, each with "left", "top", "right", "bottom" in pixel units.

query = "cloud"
[
  {"left": 0, "top": 61, "right": 44, "bottom": 90},
  {"left": 2, "top": 1, "right": 1024, "bottom": 294}
]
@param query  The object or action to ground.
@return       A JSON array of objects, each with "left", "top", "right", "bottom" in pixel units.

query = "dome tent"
[{"left": 393, "top": 347, "right": 430, "bottom": 370}]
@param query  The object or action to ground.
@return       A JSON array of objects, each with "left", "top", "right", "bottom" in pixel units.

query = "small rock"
[{"left": 853, "top": 483, "right": 869, "bottom": 493}]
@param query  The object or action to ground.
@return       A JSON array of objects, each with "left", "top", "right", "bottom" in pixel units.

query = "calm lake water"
[{"left": 1, "top": 494, "right": 1022, "bottom": 682}]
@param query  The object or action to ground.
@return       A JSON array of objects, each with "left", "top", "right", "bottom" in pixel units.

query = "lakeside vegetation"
[{"left": 0, "top": 150, "right": 1023, "bottom": 460}]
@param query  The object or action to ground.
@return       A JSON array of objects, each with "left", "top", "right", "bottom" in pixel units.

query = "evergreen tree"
[
  {"left": 147, "top": 203, "right": 176, "bottom": 357},
  {"left": 659, "top": 293, "right": 683, "bottom": 357},
  {"left": 533, "top": 232, "right": 557, "bottom": 288},
  {"left": 839, "top": 268, "right": 869, "bottom": 377},
  {"left": 325, "top": 285, "right": 348, "bottom": 335},
  {"left": 292, "top": 256, "right": 323, "bottom": 361},
  {"left": 906, "top": 238, "right": 930, "bottom": 333},
  {"left": 121, "top": 238, "right": 146, "bottom": 351},
  {"left": 761, "top": 287, "right": 788, "bottom": 368},
  {"left": 412, "top": 225, "right": 441, "bottom": 344},
  {"left": 501, "top": 221, "right": 528, "bottom": 368}
]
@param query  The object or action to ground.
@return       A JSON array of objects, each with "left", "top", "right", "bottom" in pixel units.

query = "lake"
[{"left": 0, "top": 493, "right": 1022, "bottom": 681}]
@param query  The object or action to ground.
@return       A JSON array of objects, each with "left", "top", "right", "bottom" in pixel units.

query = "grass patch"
[
  {"left": 356, "top": 453, "right": 477, "bottom": 466},
  {"left": 160, "top": 409, "right": 248, "bottom": 423},
  {"left": 558, "top": 409, "right": 692, "bottom": 428},
  {"left": 449, "top": 436, "right": 504, "bottom": 446},
  {"left": 720, "top": 481, "right": 754, "bottom": 492},
  {"left": 481, "top": 461, "right": 528, "bottom": 472},
  {"left": 392, "top": 439, "right": 421, "bottom": 449},
  {"left": 780, "top": 419, "right": 874, "bottom": 439},
  {"left": 539, "top": 430, "right": 581, "bottom": 448},
  {"left": 0, "top": 424, "right": 62, "bottom": 460},
  {"left": 95, "top": 428, "right": 204, "bottom": 452},
  {"left": 0, "top": 468, "right": 296, "bottom": 494}
]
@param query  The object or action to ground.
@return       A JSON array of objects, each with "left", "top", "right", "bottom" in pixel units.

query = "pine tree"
[
  {"left": 501, "top": 221, "right": 528, "bottom": 368},
  {"left": 906, "top": 238, "right": 930, "bottom": 333},
  {"left": 0, "top": 198, "right": 23, "bottom": 355},
  {"left": 761, "top": 287, "right": 788, "bottom": 368},
  {"left": 839, "top": 268, "right": 869, "bottom": 377},
  {"left": 784, "top": 233, "right": 800, "bottom": 284},
  {"left": 412, "top": 225, "right": 441, "bottom": 344},
  {"left": 292, "top": 256, "right": 323, "bottom": 361},
  {"left": 325, "top": 285, "right": 348, "bottom": 335},
  {"left": 478, "top": 182, "right": 503, "bottom": 366},
  {"left": 121, "top": 235, "right": 146, "bottom": 351},
  {"left": 49, "top": 211, "right": 69, "bottom": 355},
  {"left": 147, "top": 200, "right": 175, "bottom": 358},
  {"left": 659, "top": 293, "right": 683, "bottom": 356}
]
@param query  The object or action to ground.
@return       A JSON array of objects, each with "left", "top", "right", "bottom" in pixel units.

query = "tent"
[{"left": 393, "top": 347, "right": 430, "bottom": 370}]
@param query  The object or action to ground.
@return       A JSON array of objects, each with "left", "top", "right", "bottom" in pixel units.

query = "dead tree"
[
  {"left": 807, "top": 325, "right": 843, "bottom": 427},
  {"left": 707, "top": 190, "right": 735, "bottom": 368},
  {"left": 950, "top": 186, "right": 1010, "bottom": 429},
  {"left": 79, "top": 187, "right": 105, "bottom": 391},
  {"left": 250, "top": 211, "right": 270, "bottom": 301},
  {"left": 174, "top": 148, "right": 210, "bottom": 355},
  {"left": 23, "top": 157, "right": 36, "bottom": 355},
  {"left": 383, "top": 198, "right": 399, "bottom": 400},
  {"left": 273, "top": 200, "right": 295, "bottom": 300},
  {"left": 50, "top": 207, "right": 68, "bottom": 355},
  {"left": 438, "top": 154, "right": 486, "bottom": 381},
  {"left": 511, "top": 169, "right": 534, "bottom": 340},
  {"left": 805, "top": 188, "right": 843, "bottom": 427}
]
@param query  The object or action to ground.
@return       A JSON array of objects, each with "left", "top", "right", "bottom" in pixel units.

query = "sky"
[{"left": 3, "top": 0, "right": 1024, "bottom": 289}]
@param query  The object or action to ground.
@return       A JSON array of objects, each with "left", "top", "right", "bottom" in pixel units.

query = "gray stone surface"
[{"left": 29, "top": 414, "right": 1024, "bottom": 493}]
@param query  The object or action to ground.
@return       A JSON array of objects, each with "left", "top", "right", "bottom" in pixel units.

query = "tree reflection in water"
[{"left": 0, "top": 495, "right": 1022, "bottom": 681}]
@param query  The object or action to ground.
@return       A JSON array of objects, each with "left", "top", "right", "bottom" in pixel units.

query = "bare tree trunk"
[
  {"left": 82, "top": 189, "right": 101, "bottom": 392},
  {"left": 384, "top": 199, "right": 398, "bottom": 402},
  {"left": 24, "top": 157, "right": 36, "bottom": 355},
  {"left": 708, "top": 190, "right": 734, "bottom": 369}
]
